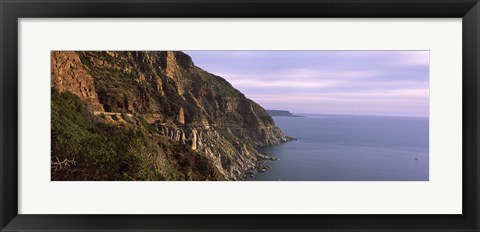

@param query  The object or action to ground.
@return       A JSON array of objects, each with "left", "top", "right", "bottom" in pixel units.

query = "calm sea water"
[{"left": 250, "top": 114, "right": 429, "bottom": 181}]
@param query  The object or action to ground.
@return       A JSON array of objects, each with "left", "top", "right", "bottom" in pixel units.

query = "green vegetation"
[
  {"left": 51, "top": 88, "right": 221, "bottom": 181},
  {"left": 50, "top": 51, "right": 284, "bottom": 181},
  {"left": 51, "top": 89, "right": 143, "bottom": 180},
  {"left": 138, "top": 116, "right": 157, "bottom": 134},
  {"left": 158, "top": 140, "right": 223, "bottom": 181}
]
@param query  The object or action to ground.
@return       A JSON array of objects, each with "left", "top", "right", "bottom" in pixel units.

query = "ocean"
[{"left": 250, "top": 114, "right": 429, "bottom": 181}]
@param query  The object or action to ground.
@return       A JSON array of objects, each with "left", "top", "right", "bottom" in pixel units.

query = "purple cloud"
[{"left": 185, "top": 51, "right": 429, "bottom": 117}]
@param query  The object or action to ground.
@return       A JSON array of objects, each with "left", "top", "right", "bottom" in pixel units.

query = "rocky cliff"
[{"left": 51, "top": 51, "right": 291, "bottom": 180}]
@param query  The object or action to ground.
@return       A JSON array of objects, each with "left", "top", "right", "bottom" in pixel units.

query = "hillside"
[
  {"left": 266, "top": 110, "right": 301, "bottom": 117},
  {"left": 51, "top": 51, "right": 292, "bottom": 180}
]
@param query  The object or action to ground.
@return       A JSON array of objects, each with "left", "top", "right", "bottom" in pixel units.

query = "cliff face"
[
  {"left": 51, "top": 52, "right": 104, "bottom": 111},
  {"left": 51, "top": 51, "right": 290, "bottom": 180}
]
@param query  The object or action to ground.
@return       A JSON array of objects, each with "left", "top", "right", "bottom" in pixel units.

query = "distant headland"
[{"left": 266, "top": 110, "right": 302, "bottom": 117}]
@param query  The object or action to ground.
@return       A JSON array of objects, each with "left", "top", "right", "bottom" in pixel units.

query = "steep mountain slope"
[
  {"left": 51, "top": 51, "right": 291, "bottom": 180},
  {"left": 266, "top": 110, "right": 302, "bottom": 117}
]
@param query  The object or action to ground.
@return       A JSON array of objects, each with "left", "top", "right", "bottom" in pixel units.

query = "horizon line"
[{"left": 267, "top": 110, "right": 429, "bottom": 119}]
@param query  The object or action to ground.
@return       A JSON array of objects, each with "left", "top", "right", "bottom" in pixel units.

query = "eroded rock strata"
[{"left": 51, "top": 51, "right": 292, "bottom": 180}]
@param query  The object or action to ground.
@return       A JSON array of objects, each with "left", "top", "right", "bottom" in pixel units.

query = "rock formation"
[
  {"left": 51, "top": 51, "right": 104, "bottom": 112},
  {"left": 51, "top": 51, "right": 292, "bottom": 180}
]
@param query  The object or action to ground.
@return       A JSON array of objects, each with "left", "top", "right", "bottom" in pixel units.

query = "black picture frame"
[{"left": 1, "top": 0, "right": 479, "bottom": 231}]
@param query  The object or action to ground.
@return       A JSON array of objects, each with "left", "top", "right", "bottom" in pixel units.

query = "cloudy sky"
[{"left": 185, "top": 51, "right": 429, "bottom": 117}]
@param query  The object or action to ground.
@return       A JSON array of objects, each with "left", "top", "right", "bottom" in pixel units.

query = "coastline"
[{"left": 244, "top": 136, "right": 297, "bottom": 180}]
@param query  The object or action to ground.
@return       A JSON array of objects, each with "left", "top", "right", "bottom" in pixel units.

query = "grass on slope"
[{"left": 51, "top": 88, "right": 222, "bottom": 181}]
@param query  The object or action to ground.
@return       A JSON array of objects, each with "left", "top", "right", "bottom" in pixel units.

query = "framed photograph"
[{"left": 1, "top": 0, "right": 479, "bottom": 231}]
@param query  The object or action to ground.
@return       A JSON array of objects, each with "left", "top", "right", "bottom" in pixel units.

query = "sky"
[{"left": 185, "top": 51, "right": 429, "bottom": 117}]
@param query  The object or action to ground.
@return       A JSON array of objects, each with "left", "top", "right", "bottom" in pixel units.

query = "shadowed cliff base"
[{"left": 51, "top": 51, "right": 293, "bottom": 181}]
